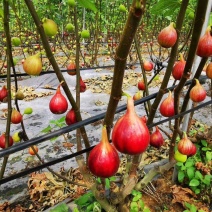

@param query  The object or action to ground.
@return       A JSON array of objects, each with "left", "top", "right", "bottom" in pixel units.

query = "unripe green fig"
[
  {"left": 67, "top": 0, "right": 76, "bottom": 7},
  {"left": 65, "top": 23, "right": 75, "bottom": 32},
  {"left": 12, "top": 37, "right": 21, "bottom": 46},
  {"left": 174, "top": 150, "right": 187, "bottom": 162},
  {"left": 42, "top": 18, "right": 58, "bottom": 37},
  {"left": 12, "top": 132, "right": 21, "bottom": 143},
  {"left": 24, "top": 107, "right": 33, "bottom": 115},
  {"left": 119, "top": 4, "right": 127, "bottom": 12},
  {"left": 80, "top": 30, "right": 90, "bottom": 39}
]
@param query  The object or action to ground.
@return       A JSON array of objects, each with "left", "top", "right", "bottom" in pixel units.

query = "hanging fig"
[
  {"left": 159, "top": 90, "right": 175, "bottom": 117},
  {"left": 177, "top": 132, "right": 194, "bottom": 156},
  {"left": 0, "top": 85, "right": 7, "bottom": 102},
  {"left": 67, "top": 61, "right": 76, "bottom": 75},
  {"left": 150, "top": 126, "right": 164, "bottom": 148},
  {"left": 79, "top": 76, "right": 86, "bottom": 92},
  {"left": 65, "top": 108, "right": 77, "bottom": 125},
  {"left": 23, "top": 53, "right": 42, "bottom": 75},
  {"left": 49, "top": 84, "right": 68, "bottom": 114},
  {"left": 88, "top": 126, "right": 120, "bottom": 178},
  {"left": 42, "top": 18, "right": 58, "bottom": 37},
  {"left": 137, "top": 80, "right": 145, "bottom": 91},
  {"left": 143, "top": 60, "right": 153, "bottom": 72},
  {"left": 189, "top": 79, "right": 206, "bottom": 102},
  {"left": 0, "top": 133, "right": 13, "bottom": 149},
  {"left": 11, "top": 109, "right": 22, "bottom": 124},
  {"left": 174, "top": 150, "right": 187, "bottom": 162},
  {"left": 157, "top": 22, "right": 177, "bottom": 48},
  {"left": 206, "top": 62, "right": 212, "bottom": 79},
  {"left": 172, "top": 53, "right": 186, "bottom": 80},
  {"left": 196, "top": 26, "right": 212, "bottom": 57},
  {"left": 112, "top": 95, "right": 150, "bottom": 155}
]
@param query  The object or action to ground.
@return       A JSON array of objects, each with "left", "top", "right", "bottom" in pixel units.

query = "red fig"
[
  {"left": 143, "top": 60, "right": 153, "bottom": 72},
  {"left": 177, "top": 132, "right": 194, "bottom": 156},
  {"left": 0, "top": 85, "right": 7, "bottom": 102},
  {"left": 189, "top": 79, "right": 206, "bottom": 102},
  {"left": 141, "top": 115, "right": 147, "bottom": 124},
  {"left": 11, "top": 109, "right": 22, "bottom": 124},
  {"left": 67, "top": 61, "right": 76, "bottom": 75},
  {"left": 150, "top": 126, "right": 164, "bottom": 148},
  {"left": 196, "top": 26, "right": 212, "bottom": 57},
  {"left": 49, "top": 84, "right": 68, "bottom": 114},
  {"left": 137, "top": 80, "right": 145, "bottom": 90},
  {"left": 80, "top": 76, "right": 86, "bottom": 92},
  {"left": 0, "top": 133, "right": 13, "bottom": 149},
  {"left": 88, "top": 126, "right": 120, "bottom": 178},
  {"left": 65, "top": 108, "right": 77, "bottom": 125},
  {"left": 172, "top": 53, "right": 186, "bottom": 80},
  {"left": 189, "top": 144, "right": 197, "bottom": 156},
  {"left": 157, "top": 22, "right": 177, "bottom": 48},
  {"left": 206, "top": 62, "right": 212, "bottom": 79},
  {"left": 159, "top": 91, "right": 175, "bottom": 117},
  {"left": 112, "top": 96, "right": 150, "bottom": 155}
]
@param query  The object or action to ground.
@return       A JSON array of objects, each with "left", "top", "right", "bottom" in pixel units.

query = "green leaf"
[
  {"left": 131, "top": 189, "right": 140, "bottom": 196},
  {"left": 41, "top": 125, "right": 52, "bottom": 133},
  {"left": 184, "top": 202, "right": 191, "bottom": 209},
  {"left": 190, "top": 204, "right": 197, "bottom": 212},
  {"left": 189, "top": 179, "right": 200, "bottom": 187},
  {"left": 109, "top": 176, "right": 116, "bottom": 181},
  {"left": 178, "top": 170, "right": 185, "bottom": 182},
  {"left": 132, "top": 194, "right": 142, "bottom": 202},
  {"left": 201, "top": 147, "right": 210, "bottom": 151},
  {"left": 150, "top": 0, "right": 180, "bottom": 17},
  {"left": 187, "top": 167, "right": 195, "bottom": 180},
  {"left": 75, "top": 192, "right": 94, "bottom": 207},
  {"left": 176, "top": 162, "right": 184, "bottom": 167},
  {"left": 195, "top": 171, "right": 203, "bottom": 180},
  {"left": 73, "top": 208, "right": 80, "bottom": 212},
  {"left": 58, "top": 116, "right": 65, "bottom": 123},
  {"left": 105, "top": 178, "right": 110, "bottom": 189},
  {"left": 50, "top": 203, "right": 69, "bottom": 212},
  {"left": 143, "top": 206, "right": 151, "bottom": 212},
  {"left": 130, "top": 201, "right": 138, "bottom": 211},
  {"left": 202, "top": 175, "right": 212, "bottom": 186},
  {"left": 201, "top": 140, "right": 207, "bottom": 147},
  {"left": 194, "top": 188, "right": 200, "bottom": 194},
  {"left": 138, "top": 199, "right": 144, "bottom": 210},
  {"left": 78, "top": 0, "right": 97, "bottom": 12},
  {"left": 185, "top": 160, "right": 194, "bottom": 168},
  {"left": 206, "top": 151, "right": 212, "bottom": 161},
  {"left": 86, "top": 203, "right": 94, "bottom": 212}
]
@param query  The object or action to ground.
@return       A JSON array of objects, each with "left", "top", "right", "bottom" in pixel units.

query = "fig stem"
[{"left": 179, "top": 53, "right": 185, "bottom": 62}]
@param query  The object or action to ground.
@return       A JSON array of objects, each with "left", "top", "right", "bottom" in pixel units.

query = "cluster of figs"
[{"left": 1, "top": 19, "right": 212, "bottom": 178}]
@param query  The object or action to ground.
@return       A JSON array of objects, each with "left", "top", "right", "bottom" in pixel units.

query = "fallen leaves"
[{"left": 11, "top": 85, "right": 53, "bottom": 101}]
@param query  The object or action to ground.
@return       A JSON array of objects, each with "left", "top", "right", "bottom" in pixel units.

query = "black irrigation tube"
[
  {"left": 0, "top": 75, "right": 210, "bottom": 184},
  {"left": 0, "top": 99, "right": 211, "bottom": 185}
]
